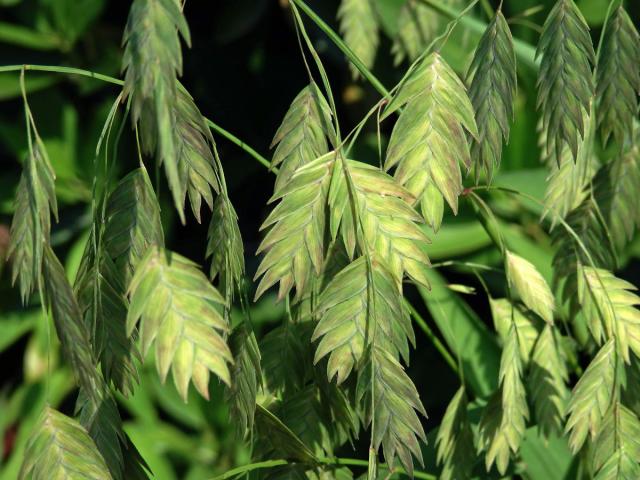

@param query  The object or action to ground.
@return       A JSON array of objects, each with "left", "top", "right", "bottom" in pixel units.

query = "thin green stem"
[
  {"left": 205, "top": 119, "right": 272, "bottom": 170},
  {"left": 431, "top": 259, "right": 502, "bottom": 272},
  {"left": 210, "top": 456, "right": 437, "bottom": 480},
  {"left": 289, "top": 0, "right": 391, "bottom": 99},
  {"left": 0, "top": 64, "right": 273, "bottom": 172},
  {"left": 480, "top": 0, "right": 495, "bottom": 19},
  {"left": 404, "top": 299, "right": 458, "bottom": 375},
  {"left": 0, "top": 64, "right": 124, "bottom": 85}
]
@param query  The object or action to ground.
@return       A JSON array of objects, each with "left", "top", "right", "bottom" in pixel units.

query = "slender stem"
[
  {"left": 210, "top": 456, "right": 437, "bottom": 480},
  {"left": 480, "top": 0, "right": 494, "bottom": 18},
  {"left": 211, "top": 459, "right": 288, "bottom": 479},
  {"left": 289, "top": 0, "right": 391, "bottom": 99},
  {"left": 0, "top": 64, "right": 274, "bottom": 171},
  {"left": 205, "top": 119, "right": 272, "bottom": 170},
  {"left": 0, "top": 64, "right": 124, "bottom": 85},
  {"left": 418, "top": 0, "right": 539, "bottom": 71},
  {"left": 404, "top": 299, "right": 459, "bottom": 375}
]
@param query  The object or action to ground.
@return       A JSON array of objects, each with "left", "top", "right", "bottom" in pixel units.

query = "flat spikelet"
[
  {"left": 551, "top": 196, "right": 617, "bottom": 311},
  {"left": 467, "top": 10, "right": 517, "bottom": 182},
  {"left": 490, "top": 298, "right": 541, "bottom": 363},
  {"left": 356, "top": 346, "right": 427, "bottom": 477},
  {"left": 596, "top": 5, "right": 640, "bottom": 148},
  {"left": 255, "top": 153, "right": 335, "bottom": 301},
  {"left": 122, "top": 0, "right": 191, "bottom": 223},
  {"left": 43, "top": 245, "right": 102, "bottom": 398},
  {"left": 338, "top": 0, "right": 378, "bottom": 79},
  {"left": 592, "top": 133, "right": 640, "bottom": 252},
  {"left": 565, "top": 338, "right": 617, "bottom": 452},
  {"left": 19, "top": 407, "right": 112, "bottom": 480},
  {"left": 577, "top": 265, "right": 640, "bottom": 362},
  {"left": 537, "top": 0, "right": 595, "bottom": 164},
  {"left": 383, "top": 53, "right": 478, "bottom": 229},
  {"left": 329, "top": 159, "right": 431, "bottom": 288},
  {"left": 543, "top": 146, "right": 598, "bottom": 227},
  {"left": 206, "top": 194, "right": 245, "bottom": 292},
  {"left": 102, "top": 168, "right": 165, "bottom": 283},
  {"left": 591, "top": 402, "right": 640, "bottom": 480},
  {"left": 479, "top": 318, "right": 529, "bottom": 474},
  {"left": 175, "top": 86, "right": 221, "bottom": 222},
  {"left": 391, "top": 0, "right": 462, "bottom": 65},
  {"left": 74, "top": 168, "right": 163, "bottom": 396},
  {"left": 435, "top": 386, "right": 475, "bottom": 480},
  {"left": 127, "top": 246, "right": 232, "bottom": 401},
  {"left": 312, "top": 256, "right": 414, "bottom": 384},
  {"left": 42, "top": 246, "right": 131, "bottom": 478},
  {"left": 505, "top": 250, "right": 555, "bottom": 324},
  {"left": 528, "top": 325, "right": 569, "bottom": 437},
  {"left": 8, "top": 106, "right": 57, "bottom": 303},
  {"left": 270, "top": 83, "right": 334, "bottom": 194},
  {"left": 225, "top": 324, "right": 262, "bottom": 439}
]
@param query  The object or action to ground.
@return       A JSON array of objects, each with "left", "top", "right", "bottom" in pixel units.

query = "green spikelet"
[
  {"left": 467, "top": 10, "right": 517, "bottom": 182},
  {"left": 596, "top": 5, "right": 640, "bottom": 148},
  {"left": 537, "top": 0, "right": 595, "bottom": 164}
]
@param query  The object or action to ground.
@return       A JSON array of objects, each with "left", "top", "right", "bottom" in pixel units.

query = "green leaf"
[
  {"left": 479, "top": 322, "right": 529, "bottom": 475},
  {"left": 418, "top": 268, "right": 500, "bottom": 397},
  {"left": 357, "top": 346, "right": 426, "bottom": 477},
  {"left": 225, "top": 324, "right": 262, "bottom": 439},
  {"left": 270, "top": 83, "right": 334, "bottom": 194},
  {"left": 565, "top": 338, "right": 618, "bottom": 452},
  {"left": 435, "top": 386, "right": 475, "bottom": 480},
  {"left": 536, "top": 0, "right": 595, "bottom": 164},
  {"left": 329, "top": 159, "right": 431, "bottom": 288},
  {"left": 255, "top": 153, "right": 335, "bottom": 301},
  {"left": 122, "top": 0, "right": 191, "bottom": 223},
  {"left": 383, "top": 53, "right": 478, "bottom": 227},
  {"left": 466, "top": 10, "right": 517, "bottom": 183},
  {"left": 254, "top": 405, "right": 318, "bottom": 463},
  {"left": 528, "top": 325, "right": 569, "bottom": 437},
  {"left": 596, "top": 5, "right": 640, "bottom": 148},
  {"left": 19, "top": 407, "right": 112, "bottom": 480},
  {"left": 126, "top": 246, "right": 232, "bottom": 401},
  {"left": 8, "top": 105, "right": 58, "bottom": 303},
  {"left": 577, "top": 265, "right": 640, "bottom": 362},
  {"left": 313, "top": 256, "right": 413, "bottom": 384},
  {"left": 338, "top": 0, "right": 378, "bottom": 79},
  {"left": 260, "top": 322, "right": 308, "bottom": 395},
  {"left": 591, "top": 402, "right": 640, "bottom": 479},
  {"left": 505, "top": 250, "right": 555, "bottom": 324}
]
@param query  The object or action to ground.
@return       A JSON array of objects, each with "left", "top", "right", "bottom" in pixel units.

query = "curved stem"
[
  {"left": 289, "top": 0, "right": 390, "bottom": 99},
  {"left": 210, "top": 456, "right": 437, "bottom": 480},
  {"left": 0, "top": 64, "right": 124, "bottom": 85},
  {"left": 205, "top": 119, "right": 272, "bottom": 170},
  {"left": 0, "top": 64, "right": 274, "bottom": 171}
]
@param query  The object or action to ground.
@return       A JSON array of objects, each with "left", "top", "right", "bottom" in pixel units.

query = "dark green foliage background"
[{"left": 1, "top": 0, "right": 639, "bottom": 479}]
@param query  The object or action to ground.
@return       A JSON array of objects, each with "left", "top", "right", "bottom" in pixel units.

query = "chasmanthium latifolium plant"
[{"left": 6, "top": 0, "right": 640, "bottom": 478}]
